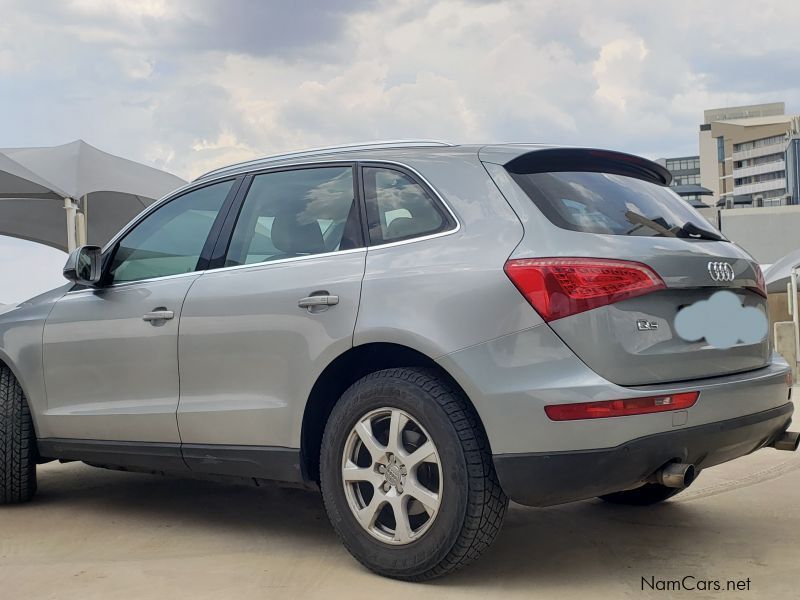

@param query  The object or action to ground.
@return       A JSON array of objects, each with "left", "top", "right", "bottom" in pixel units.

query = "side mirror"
[{"left": 63, "top": 246, "right": 102, "bottom": 286}]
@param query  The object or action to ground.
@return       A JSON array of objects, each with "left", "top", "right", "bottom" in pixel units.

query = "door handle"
[
  {"left": 298, "top": 294, "right": 339, "bottom": 309},
  {"left": 142, "top": 310, "right": 175, "bottom": 322}
]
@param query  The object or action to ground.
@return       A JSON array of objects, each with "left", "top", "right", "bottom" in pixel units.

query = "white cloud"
[
  {"left": 67, "top": 0, "right": 179, "bottom": 19},
  {"left": 0, "top": 0, "right": 798, "bottom": 181},
  {"left": 593, "top": 38, "right": 649, "bottom": 111}
]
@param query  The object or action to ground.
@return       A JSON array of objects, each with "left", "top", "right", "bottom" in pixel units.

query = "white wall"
[
  {"left": 696, "top": 206, "right": 718, "bottom": 226},
  {"left": 720, "top": 205, "right": 800, "bottom": 263}
]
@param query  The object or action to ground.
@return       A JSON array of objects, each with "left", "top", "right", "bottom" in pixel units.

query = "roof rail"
[{"left": 194, "top": 139, "right": 456, "bottom": 181}]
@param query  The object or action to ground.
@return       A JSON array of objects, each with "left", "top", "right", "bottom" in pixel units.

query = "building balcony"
[
  {"left": 733, "top": 159, "right": 785, "bottom": 178},
  {"left": 731, "top": 142, "right": 786, "bottom": 162},
  {"left": 733, "top": 178, "right": 786, "bottom": 196}
]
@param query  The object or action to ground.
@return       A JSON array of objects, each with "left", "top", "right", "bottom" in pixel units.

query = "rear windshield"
[{"left": 510, "top": 171, "right": 722, "bottom": 239}]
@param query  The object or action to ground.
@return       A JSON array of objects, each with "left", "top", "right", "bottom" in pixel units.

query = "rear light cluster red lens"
[
  {"left": 504, "top": 258, "right": 666, "bottom": 321},
  {"left": 750, "top": 264, "right": 768, "bottom": 298},
  {"left": 544, "top": 392, "right": 699, "bottom": 421}
]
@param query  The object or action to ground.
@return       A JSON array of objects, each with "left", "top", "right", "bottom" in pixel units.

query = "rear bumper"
[
  {"left": 438, "top": 321, "right": 792, "bottom": 455},
  {"left": 493, "top": 402, "right": 794, "bottom": 507}
]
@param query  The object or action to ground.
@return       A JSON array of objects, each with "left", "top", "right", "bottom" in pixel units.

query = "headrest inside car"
[{"left": 271, "top": 211, "right": 324, "bottom": 255}]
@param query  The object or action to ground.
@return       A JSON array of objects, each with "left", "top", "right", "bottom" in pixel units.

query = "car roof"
[
  {"left": 192, "top": 141, "right": 669, "bottom": 187},
  {"left": 193, "top": 141, "right": 565, "bottom": 182}
]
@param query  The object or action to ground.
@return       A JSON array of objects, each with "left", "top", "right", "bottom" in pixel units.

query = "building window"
[{"left": 717, "top": 136, "right": 725, "bottom": 162}]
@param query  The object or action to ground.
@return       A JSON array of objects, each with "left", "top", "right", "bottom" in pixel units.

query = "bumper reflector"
[{"left": 544, "top": 391, "right": 699, "bottom": 421}]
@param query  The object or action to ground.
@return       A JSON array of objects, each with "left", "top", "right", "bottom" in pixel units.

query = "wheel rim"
[{"left": 341, "top": 407, "right": 442, "bottom": 545}]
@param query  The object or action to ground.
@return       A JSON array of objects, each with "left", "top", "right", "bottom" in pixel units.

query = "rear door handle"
[
  {"left": 298, "top": 294, "right": 339, "bottom": 309},
  {"left": 143, "top": 310, "right": 175, "bottom": 322}
]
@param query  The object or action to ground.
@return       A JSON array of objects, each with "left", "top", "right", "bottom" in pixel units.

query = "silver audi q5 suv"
[{"left": 1, "top": 141, "right": 797, "bottom": 580}]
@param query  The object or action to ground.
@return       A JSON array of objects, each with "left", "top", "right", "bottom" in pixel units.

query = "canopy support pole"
[
  {"left": 76, "top": 212, "right": 87, "bottom": 247},
  {"left": 64, "top": 197, "right": 78, "bottom": 252},
  {"left": 76, "top": 194, "right": 88, "bottom": 246}
]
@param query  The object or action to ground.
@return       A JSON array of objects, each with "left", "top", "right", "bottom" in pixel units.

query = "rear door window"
[
  {"left": 362, "top": 167, "right": 453, "bottom": 244},
  {"left": 510, "top": 171, "right": 722, "bottom": 239}
]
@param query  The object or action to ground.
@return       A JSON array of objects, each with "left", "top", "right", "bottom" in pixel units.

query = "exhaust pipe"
[
  {"left": 771, "top": 431, "right": 800, "bottom": 452},
  {"left": 652, "top": 463, "right": 696, "bottom": 489}
]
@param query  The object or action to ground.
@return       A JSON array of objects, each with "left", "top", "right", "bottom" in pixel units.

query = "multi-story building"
[
  {"left": 655, "top": 155, "right": 711, "bottom": 207},
  {"left": 699, "top": 102, "right": 795, "bottom": 207}
]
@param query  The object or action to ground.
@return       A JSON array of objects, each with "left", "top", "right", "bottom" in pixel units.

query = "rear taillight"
[
  {"left": 544, "top": 392, "right": 699, "bottom": 421},
  {"left": 504, "top": 257, "right": 666, "bottom": 322},
  {"left": 750, "top": 264, "right": 767, "bottom": 298}
]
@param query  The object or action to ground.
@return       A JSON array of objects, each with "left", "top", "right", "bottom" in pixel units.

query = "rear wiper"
[
  {"left": 676, "top": 221, "right": 725, "bottom": 241},
  {"left": 624, "top": 211, "right": 676, "bottom": 237},
  {"left": 624, "top": 211, "right": 725, "bottom": 241}
]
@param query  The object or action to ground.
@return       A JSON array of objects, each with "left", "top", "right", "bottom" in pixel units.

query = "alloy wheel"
[{"left": 341, "top": 407, "right": 442, "bottom": 545}]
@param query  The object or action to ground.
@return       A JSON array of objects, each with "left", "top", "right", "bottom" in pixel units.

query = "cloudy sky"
[{"left": 0, "top": 0, "right": 798, "bottom": 302}]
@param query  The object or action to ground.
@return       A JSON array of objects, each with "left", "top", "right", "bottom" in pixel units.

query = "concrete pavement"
[{"left": 1, "top": 439, "right": 799, "bottom": 599}]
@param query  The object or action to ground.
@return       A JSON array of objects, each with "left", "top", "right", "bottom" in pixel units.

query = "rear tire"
[
  {"left": 599, "top": 483, "right": 685, "bottom": 506},
  {"left": 320, "top": 367, "right": 507, "bottom": 581},
  {"left": 0, "top": 366, "right": 38, "bottom": 504}
]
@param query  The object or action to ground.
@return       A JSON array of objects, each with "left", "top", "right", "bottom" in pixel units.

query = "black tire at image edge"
[{"left": 0, "top": 366, "right": 38, "bottom": 504}]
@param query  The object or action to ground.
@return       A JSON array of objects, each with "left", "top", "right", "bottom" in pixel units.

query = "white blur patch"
[{"left": 674, "top": 290, "right": 768, "bottom": 350}]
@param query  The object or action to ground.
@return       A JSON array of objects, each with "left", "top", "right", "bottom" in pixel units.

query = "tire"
[
  {"left": 0, "top": 366, "right": 38, "bottom": 504},
  {"left": 599, "top": 483, "right": 686, "bottom": 506},
  {"left": 320, "top": 367, "right": 507, "bottom": 581}
]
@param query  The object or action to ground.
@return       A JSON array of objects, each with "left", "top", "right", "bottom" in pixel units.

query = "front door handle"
[
  {"left": 298, "top": 294, "right": 339, "bottom": 309},
  {"left": 143, "top": 309, "right": 175, "bottom": 322}
]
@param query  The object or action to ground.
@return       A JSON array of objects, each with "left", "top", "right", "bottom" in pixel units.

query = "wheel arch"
[
  {"left": 0, "top": 351, "right": 44, "bottom": 447},
  {"left": 300, "top": 342, "right": 487, "bottom": 483},
  {"left": 0, "top": 352, "right": 34, "bottom": 415}
]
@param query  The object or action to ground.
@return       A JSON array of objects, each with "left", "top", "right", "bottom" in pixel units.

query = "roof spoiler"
[{"left": 503, "top": 148, "right": 672, "bottom": 186}]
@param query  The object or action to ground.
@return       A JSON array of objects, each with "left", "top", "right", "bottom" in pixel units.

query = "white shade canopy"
[
  {"left": 0, "top": 151, "right": 66, "bottom": 199},
  {"left": 0, "top": 140, "right": 186, "bottom": 251},
  {"left": 0, "top": 140, "right": 185, "bottom": 200}
]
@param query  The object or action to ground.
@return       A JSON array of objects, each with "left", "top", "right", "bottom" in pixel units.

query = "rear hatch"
[{"left": 489, "top": 148, "right": 770, "bottom": 386}]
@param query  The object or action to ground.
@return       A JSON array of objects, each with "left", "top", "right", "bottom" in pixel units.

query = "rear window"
[{"left": 510, "top": 171, "right": 721, "bottom": 238}]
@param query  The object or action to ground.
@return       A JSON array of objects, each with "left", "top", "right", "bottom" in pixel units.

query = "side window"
[
  {"left": 363, "top": 167, "right": 450, "bottom": 244},
  {"left": 224, "top": 166, "right": 359, "bottom": 267},
  {"left": 108, "top": 180, "right": 233, "bottom": 284}
]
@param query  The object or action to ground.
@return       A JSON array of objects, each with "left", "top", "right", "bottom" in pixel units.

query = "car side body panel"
[
  {"left": 0, "top": 284, "right": 71, "bottom": 437},
  {"left": 354, "top": 151, "right": 535, "bottom": 359},
  {"left": 177, "top": 250, "right": 367, "bottom": 451},
  {"left": 40, "top": 275, "right": 200, "bottom": 443}
]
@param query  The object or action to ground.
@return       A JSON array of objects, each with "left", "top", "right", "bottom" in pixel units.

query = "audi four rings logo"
[{"left": 707, "top": 261, "right": 735, "bottom": 282}]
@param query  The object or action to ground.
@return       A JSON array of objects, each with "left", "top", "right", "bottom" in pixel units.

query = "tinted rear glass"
[{"left": 510, "top": 171, "right": 721, "bottom": 238}]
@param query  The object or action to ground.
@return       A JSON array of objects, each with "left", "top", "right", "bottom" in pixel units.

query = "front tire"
[
  {"left": 320, "top": 368, "right": 507, "bottom": 581},
  {"left": 0, "top": 366, "right": 37, "bottom": 504}
]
